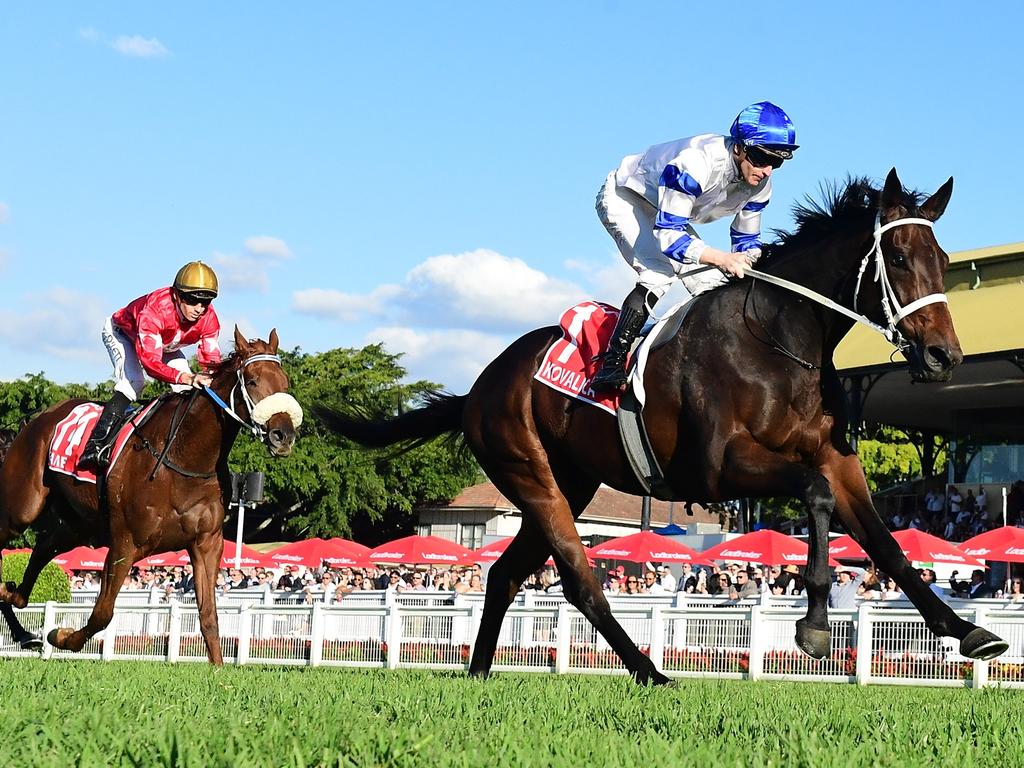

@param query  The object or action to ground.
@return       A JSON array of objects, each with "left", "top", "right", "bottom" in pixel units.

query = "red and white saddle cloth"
[
  {"left": 533, "top": 301, "right": 631, "bottom": 415},
  {"left": 47, "top": 401, "right": 160, "bottom": 484}
]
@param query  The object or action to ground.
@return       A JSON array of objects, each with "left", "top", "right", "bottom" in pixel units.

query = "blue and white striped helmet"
[{"left": 730, "top": 101, "right": 799, "bottom": 159}]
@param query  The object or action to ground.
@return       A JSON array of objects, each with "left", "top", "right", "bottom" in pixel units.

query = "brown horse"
[
  {"left": 0, "top": 328, "right": 301, "bottom": 662},
  {"left": 317, "top": 170, "right": 1007, "bottom": 684}
]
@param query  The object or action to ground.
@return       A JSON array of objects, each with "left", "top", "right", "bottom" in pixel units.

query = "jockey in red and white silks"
[
  {"left": 591, "top": 101, "right": 799, "bottom": 392},
  {"left": 106, "top": 285, "right": 221, "bottom": 399},
  {"left": 80, "top": 261, "right": 222, "bottom": 469}
]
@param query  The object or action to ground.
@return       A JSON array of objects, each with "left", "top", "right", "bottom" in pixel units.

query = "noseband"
[{"left": 203, "top": 353, "right": 294, "bottom": 440}]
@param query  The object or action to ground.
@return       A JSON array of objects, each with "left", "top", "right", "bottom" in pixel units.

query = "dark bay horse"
[
  {"left": 0, "top": 328, "right": 301, "bottom": 662},
  {"left": 317, "top": 170, "right": 1006, "bottom": 684}
]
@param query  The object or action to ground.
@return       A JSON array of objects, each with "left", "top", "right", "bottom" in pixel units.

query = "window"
[
  {"left": 416, "top": 524, "right": 432, "bottom": 538},
  {"left": 460, "top": 523, "right": 484, "bottom": 550}
]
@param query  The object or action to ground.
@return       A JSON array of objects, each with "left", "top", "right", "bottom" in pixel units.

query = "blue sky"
[{"left": 2, "top": 2, "right": 1021, "bottom": 393}]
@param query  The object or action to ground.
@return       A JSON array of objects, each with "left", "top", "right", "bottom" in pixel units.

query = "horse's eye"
[
  {"left": 891, "top": 250, "right": 908, "bottom": 267},
  {"left": 246, "top": 378, "right": 258, "bottom": 389}
]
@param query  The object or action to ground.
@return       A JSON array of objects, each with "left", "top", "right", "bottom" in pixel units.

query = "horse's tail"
[{"left": 313, "top": 391, "right": 467, "bottom": 449}]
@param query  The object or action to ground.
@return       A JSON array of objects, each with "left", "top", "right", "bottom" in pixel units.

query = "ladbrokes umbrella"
[
  {"left": 269, "top": 537, "right": 371, "bottom": 568},
  {"left": 700, "top": 529, "right": 837, "bottom": 566},
  {"left": 830, "top": 529, "right": 986, "bottom": 567},
  {"left": 473, "top": 537, "right": 594, "bottom": 566},
  {"left": 135, "top": 550, "right": 190, "bottom": 568},
  {"left": 589, "top": 530, "right": 709, "bottom": 564},
  {"left": 220, "top": 544, "right": 275, "bottom": 569},
  {"left": 369, "top": 535, "right": 476, "bottom": 566},
  {"left": 53, "top": 546, "right": 108, "bottom": 571},
  {"left": 960, "top": 526, "right": 1024, "bottom": 563}
]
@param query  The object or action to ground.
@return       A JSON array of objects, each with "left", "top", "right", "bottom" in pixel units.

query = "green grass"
[{"left": 0, "top": 661, "right": 1020, "bottom": 767}]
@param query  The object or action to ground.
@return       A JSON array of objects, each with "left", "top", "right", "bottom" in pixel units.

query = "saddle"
[{"left": 48, "top": 400, "right": 162, "bottom": 484}]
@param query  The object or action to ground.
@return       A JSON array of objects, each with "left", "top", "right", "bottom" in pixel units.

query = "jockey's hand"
[
  {"left": 699, "top": 248, "right": 753, "bottom": 279},
  {"left": 187, "top": 372, "right": 214, "bottom": 388}
]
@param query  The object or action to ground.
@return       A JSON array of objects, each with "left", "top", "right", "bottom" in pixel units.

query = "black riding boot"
[
  {"left": 78, "top": 392, "right": 131, "bottom": 470},
  {"left": 591, "top": 284, "right": 651, "bottom": 392}
]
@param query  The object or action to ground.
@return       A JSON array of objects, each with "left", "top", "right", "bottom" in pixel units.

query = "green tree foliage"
[
  {"left": 228, "top": 344, "right": 479, "bottom": 542},
  {"left": 0, "top": 553, "right": 71, "bottom": 603}
]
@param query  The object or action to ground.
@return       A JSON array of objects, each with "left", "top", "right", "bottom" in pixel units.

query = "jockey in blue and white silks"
[{"left": 591, "top": 101, "right": 799, "bottom": 391}]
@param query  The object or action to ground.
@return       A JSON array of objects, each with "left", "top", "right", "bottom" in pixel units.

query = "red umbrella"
[
  {"left": 473, "top": 537, "right": 594, "bottom": 566},
  {"left": 889, "top": 528, "right": 986, "bottom": 567},
  {"left": 220, "top": 544, "right": 275, "bottom": 569},
  {"left": 53, "top": 546, "right": 108, "bottom": 571},
  {"left": 589, "top": 530, "right": 710, "bottom": 564},
  {"left": 269, "top": 537, "right": 371, "bottom": 568},
  {"left": 828, "top": 535, "right": 869, "bottom": 561},
  {"left": 700, "top": 529, "right": 838, "bottom": 566},
  {"left": 136, "top": 550, "right": 191, "bottom": 568},
  {"left": 960, "top": 526, "right": 1024, "bottom": 563},
  {"left": 369, "top": 535, "right": 476, "bottom": 566}
]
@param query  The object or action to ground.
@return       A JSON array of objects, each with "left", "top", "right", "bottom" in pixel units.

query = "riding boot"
[
  {"left": 591, "top": 284, "right": 651, "bottom": 392},
  {"left": 78, "top": 392, "right": 131, "bottom": 470}
]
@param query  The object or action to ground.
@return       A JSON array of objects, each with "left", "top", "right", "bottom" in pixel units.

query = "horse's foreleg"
[
  {"left": 723, "top": 438, "right": 835, "bottom": 658},
  {"left": 822, "top": 450, "right": 1006, "bottom": 660},
  {"left": 47, "top": 539, "right": 136, "bottom": 653},
  {"left": 190, "top": 530, "right": 224, "bottom": 666},
  {"left": 469, "top": 518, "right": 551, "bottom": 678}
]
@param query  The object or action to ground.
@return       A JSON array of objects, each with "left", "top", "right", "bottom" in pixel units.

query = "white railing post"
[
  {"left": 972, "top": 606, "right": 990, "bottom": 689},
  {"left": 555, "top": 604, "right": 571, "bottom": 674},
  {"left": 855, "top": 603, "right": 873, "bottom": 685},
  {"left": 386, "top": 603, "right": 402, "bottom": 670},
  {"left": 309, "top": 603, "right": 324, "bottom": 668},
  {"left": 167, "top": 603, "right": 181, "bottom": 663},
  {"left": 236, "top": 608, "right": 251, "bottom": 666},
  {"left": 101, "top": 613, "right": 117, "bottom": 661},
  {"left": 467, "top": 602, "right": 483, "bottom": 670},
  {"left": 41, "top": 601, "right": 56, "bottom": 660},
  {"left": 747, "top": 605, "right": 764, "bottom": 681},
  {"left": 649, "top": 606, "right": 665, "bottom": 673}
]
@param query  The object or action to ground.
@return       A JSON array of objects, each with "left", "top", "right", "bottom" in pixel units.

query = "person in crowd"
[
  {"left": 1006, "top": 578, "right": 1024, "bottom": 602},
  {"left": 828, "top": 566, "right": 864, "bottom": 609},
  {"left": 950, "top": 569, "right": 994, "bottom": 599},
  {"left": 918, "top": 568, "right": 945, "bottom": 598},
  {"left": 466, "top": 573, "right": 485, "bottom": 593},
  {"left": 226, "top": 568, "right": 250, "bottom": 590},
  {"left": 658, "top": 565, "right": 676, "bottom": 593},
  {"left": 401, "top": 572, "right": 428, "bottom": 592},
  {"left": 728, "top": 568, "right": 759, "bottom": 601},
  {"left": 623, "top": 575, "right": 643, "bottom": 595},
  {"left": 976, "top": 487, "right": 988, "bottom": 518},
  {"left": 384, "top": 570, "right": 403, "bottom": 593},
  {"left": 880, "top": 575, "right": 903, "bottom": 600},
  {"left": 643, "top": 569, "right": 666, "bottom": 595},
  {"left": 705, "top": 572, "right": 731, "bottom": 596}
]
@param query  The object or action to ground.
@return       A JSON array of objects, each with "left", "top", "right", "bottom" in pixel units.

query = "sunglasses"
[
  {"left": 178, "top": 294, "right": 213, "bottom": 308},
  {"left": 627, "top": 579, "right": 638, "bottom": 584},
  {"left": 744, "top": 145, "right": 785, "bottom": 170}
]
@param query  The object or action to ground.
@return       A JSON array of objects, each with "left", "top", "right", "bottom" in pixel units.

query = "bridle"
[
  {"left": 744, "top": 213, "right": 947, "bottom": 353},
  {"left": 202, "top": 353, "right": 286, "bottom": 440}
]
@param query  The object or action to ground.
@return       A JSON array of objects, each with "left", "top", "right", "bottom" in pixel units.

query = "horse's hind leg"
[
  {"left": 821, "top": 450, "right": 1006, "bottom": 660},
  {"left": 47, "top": 540, "right": 136, "bottom": 653}
]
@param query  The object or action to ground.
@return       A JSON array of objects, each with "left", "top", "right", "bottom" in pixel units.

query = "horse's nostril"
[
  {"left": 926, "top": 345, "right": 952, "bottom": 370},
  {"left": 271, "top": 429, "right": 285, "bottom": 443}
]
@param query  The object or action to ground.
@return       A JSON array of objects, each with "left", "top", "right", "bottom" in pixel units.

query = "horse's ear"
[
  {"left": 233, "top": 325, "right": 250, "bottom": 356},
  {"left": 880, "top": 168, "right": 907, "bottom": 214},
  {"left": 920, "top": 177, "right": 954, "bottom": 222},
  {"left": 268, "top": 328, "right": 279, "bottom": 353}
]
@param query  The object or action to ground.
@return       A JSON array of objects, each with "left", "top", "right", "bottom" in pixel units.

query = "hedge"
[{"left": 1, "top": 552, "right": 71, "bottom": 603}]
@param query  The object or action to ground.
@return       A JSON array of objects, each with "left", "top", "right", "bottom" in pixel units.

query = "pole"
[
  {"left": 1004, "top": 487, "right": 1008, "bottom": 528},
  {"left": 234, "top": 500, "right": 245, "bottom": 570},
  {"left": 641, "top": 496, "right": 651, "bottom": 531}
]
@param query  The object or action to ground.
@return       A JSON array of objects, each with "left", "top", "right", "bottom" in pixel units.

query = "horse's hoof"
[
  {"left": 960, "top": 627, "right": 1008, "bottom": 660},
  {"left": 795, "top": 619, "right": 831, "bottom": 659},
  {"left": 46, "top": 627, "right": 73, "bottom": 649},
  {"left": 18, "top": 634, "right": 42, "bottom": 651}
]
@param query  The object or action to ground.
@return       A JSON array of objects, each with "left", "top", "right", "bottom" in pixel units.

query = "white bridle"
[
  {"left": 204, "top": 353, "right": 304, "bottom": 440},
  {"left": 746, "top": 214, "right": 947, "bottom": 349}
]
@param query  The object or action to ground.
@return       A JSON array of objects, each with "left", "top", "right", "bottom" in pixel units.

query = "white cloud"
[
  {"left": 111, "top": 35, "right": 169, "bottom": 59},
  {"left": 78, "top": 27, "right": 100, "bottom": 42},
  {"left": 292, "top": 285, "right": 403, "bottom": 323},
  {"left": 244, "top": 236, "right": 292, "bottom": 261},
  {"left": 0, "top": 287, "right": 107, "bottom": 362},
  {"left": 368, "top": 326, "right": 510, "bottom": 391},
  {"left": 213, "top": 235, "right": 295, "bottom": 293}
]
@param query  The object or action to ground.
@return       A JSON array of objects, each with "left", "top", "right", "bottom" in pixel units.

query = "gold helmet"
[{"left": 173, "top": 261, "right": 219, "bottom": 300}]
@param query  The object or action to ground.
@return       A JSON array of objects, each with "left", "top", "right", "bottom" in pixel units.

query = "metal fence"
[{"left": 7, "top": 593, "right": 1024, "bottom": 687}]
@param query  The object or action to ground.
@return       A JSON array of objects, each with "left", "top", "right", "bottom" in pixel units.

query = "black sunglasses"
[{"left": 744, "top": 145, "right": 785, "bottom": 170}]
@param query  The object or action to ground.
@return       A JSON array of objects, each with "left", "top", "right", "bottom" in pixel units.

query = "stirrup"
[{"left": 591, "top": 364, "right": 629, "bottom": 391}]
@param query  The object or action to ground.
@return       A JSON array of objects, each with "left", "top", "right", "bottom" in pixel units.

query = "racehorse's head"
[
  {"left": 877, "top": 168, "right": 962, "bottom": 382},
  {"left": 231, "top": 326, "right": 302, "bottom": 456}
]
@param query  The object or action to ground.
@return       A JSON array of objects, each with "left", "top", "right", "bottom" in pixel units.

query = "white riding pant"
[
  {"left": 596, "top": 171, "right": 727, "bottom": 299},
  {"left": 102, "top": 316, "right": 191, "bottom": 400}
]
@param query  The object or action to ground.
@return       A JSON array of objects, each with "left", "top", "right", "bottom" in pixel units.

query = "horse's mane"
[
  {"left": 759, "top": 176, "right": 928, "bottom": 268},
  {"left": 207, "top": 350, "right": 242, "bottom": 378}
]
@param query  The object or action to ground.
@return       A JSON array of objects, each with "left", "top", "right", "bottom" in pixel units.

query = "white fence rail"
[{"left": 6, "top": 594, "right": 1024, "bottom": 687}]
